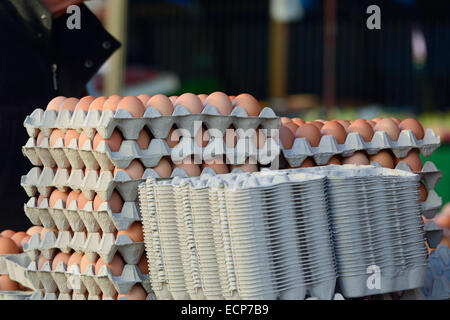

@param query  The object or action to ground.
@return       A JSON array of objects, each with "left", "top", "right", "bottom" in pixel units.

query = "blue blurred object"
[{"left": 421, "top": 244, "right": 450, "bottom": 300}]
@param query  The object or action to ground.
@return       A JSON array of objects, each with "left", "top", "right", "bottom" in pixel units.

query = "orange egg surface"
[
  {"left": 136, "top": 130, "right": 151, "bottom": 150},
  {"left": 279, "top": 126, "right": 295, "bottom": 149},
  {"left": 396, "top": 149, "right": 423, "bottom": 172},
  {"left": 74, "top": 96, "right": 95, "bottom": 112},
  {"left": 60, "top": 97, "right": 79, "bottom": 112},
  {"left": 49, "top": 189, "right": 69, "bottom": 208},
  {"left": 93, "top": 130, "right": 123, "bottom": 152},
  {"left": 295, "top": 123, "right": 322, "bottom": 147},
  {"left": 88, "top": 96, "right": 108, "bottom": 112},
  {"left": 0, "top": 237, "right": 20, "bottom": 254},
  {"left": 46, "top": 96, "right": 66, "bottom": 111},
  {"left": 117, "top": 96, "right": 146, "bottom": 117},
  {"left": 49, "top": 129, "right": 65, "bottom": 147},
  {"left": 103, "top": 95, "right": 122, "bottom": 112},
  {"left": 114, "top": 160, "right": 144, "bottom": 180},
  {"left": 118, "top": 284, "right": 147, "bottom": 300},
  {"left": 26, "top": 226, "right": 43, "bottom": 236},
  {"left": 399, "top": 118, "right": 425, "bottom": 140},
  {"left": 175, "top": 93, "right": 204, "bottom": 114},
  {"left": 152, "top": 158, "right": 172, "bottom": 178},
  {"left": 369, "top": 151, "right": 395, "bottom": 169},
  {"left": 0, "top": 275, "right": 19, "bottom": 291},
  {"left": 204, "top": 91, "right": 233, "bottom": 115},
  {"left": 64, "top": 130, "right": 80, "bottom": 148},
  {"left": 342, "top": 152, "right": 370, "bottom": 165},
  {"left": 117, "top": 222, "right": 144, "bottom": 242},
  {"left": 0, "top": 230, "right": 15, "bottom": 238},
  {"left": 348, "top": 119, "right": 374, "bottom": 143},
  {"left": 52, "top": 252, "right": 71, "bottom": 270},
  {"left": 232, "top": 93, "right": 260, "bottom": 116},
  {"left": 95, "top": 254, "right": 124, "bottom": 276},
  {"left": 374, "top": 119, "right": 401, "bottom": 141},
  {"left": 321, "top": 121, "right": 347, "bottom": 144}
]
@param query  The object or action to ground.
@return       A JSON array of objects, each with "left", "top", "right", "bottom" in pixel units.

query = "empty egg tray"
[
  {"left": 281, "top": 129, "right": 440, "bottom": 167},
  {"left": 2, "top": 253, "right": 153, "bottom": 300},
  {"left": 23, "top": 105, "right": 280, "bottom": 140},
  {"left": 23, "top": 231, "right": 144, "bottom": 265}
]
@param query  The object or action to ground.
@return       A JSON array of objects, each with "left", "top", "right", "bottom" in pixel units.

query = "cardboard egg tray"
[
  {"left": 23, "top": 131, "right": 279, "bottom": 169},
  {"left": 23, "top": 231, "right": 144, "bottom": 265},
  {"left": 281, "top": 129, "right": 440, "bottom": 168},
  {"left": 2, "top": 253, "right": 152, "bottom": 300},
  {"left": 21, "top": 166, "right": 159, "bottom": 202},
  {"left": 371, "top": 161, "right": 443, "bottom": 220},
  {"left": 23, "top": 196, "right": 140, "bottom": 233},
  {"left": 0, "top": 290, "right": 32, "bottom": 300},
  {"left": 24, "top": 106, "right": 280, "bottom": 140},
  {"left": 0, "top": 254, "right": 9, "bottom": 275}
]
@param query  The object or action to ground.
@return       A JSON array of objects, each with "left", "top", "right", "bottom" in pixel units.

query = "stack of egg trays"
[
  {"left": 281, "top": 128, "right": 440, "bottom": 167},
  {"left": 286, "top": 165, "right": 429, "bottom": 298},
  {"left": 1, "top": 253, "right": 153, "bottom": 300},
  {"left": 139, "top": 171, "right": 337, "bottom": 300},
  {"left": 22, "top": 105, "right": 281, "bottom": 167},
  {"left": 372, "top": 161, "right": 443, "bottom": 248}
]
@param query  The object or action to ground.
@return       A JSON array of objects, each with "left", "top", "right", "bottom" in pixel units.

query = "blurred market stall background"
[{"left": 86, "top": 0, "right": 450, "bottom": 204}]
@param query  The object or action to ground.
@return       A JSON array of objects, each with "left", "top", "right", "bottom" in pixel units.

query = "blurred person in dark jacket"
[{"left": 0, "top": 0, "right": 120, "bottom": 229}]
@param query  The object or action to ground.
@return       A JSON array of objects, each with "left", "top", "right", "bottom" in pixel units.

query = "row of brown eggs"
[
  {"left": 46, "top": 92, "right": 261, "bottom": 117},
  {"left": 0, "top": 227, "right": 149, "bottom": 299},
  {"left": 279, "top": 117, "right": 426, "bottom": 149}
]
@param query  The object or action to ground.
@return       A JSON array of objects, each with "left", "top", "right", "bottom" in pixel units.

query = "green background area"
[{"left": 422, "top": 144, "right": 450, "bottom": 206}]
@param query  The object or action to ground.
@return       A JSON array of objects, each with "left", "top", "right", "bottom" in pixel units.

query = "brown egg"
[
  {"left": 281, "top": 117, "right": 292, "bottom": 125},
  {"left": 169, "top": 96, "right": 178, "bottom": 105},
  {"left": 137, "top": 254, "right": 149, "bottom": 275},
  {"left": 369, "top": 151, "right": 395, "bottom": 169},
  {"left": 49, "top": 129, "right": 65, "bottom": 147},
  {"left": 67, "top": 252, "right": 83, "bottom": 269},
  {"left": 137, "top": 94, "right": 152, "bottom": 105},
  {"left": 310, "top": 121, "right": 325, "bottom": 130},
  {"left": 224, "top": 127, "right": 238, "bottom": 148},
  {"left": 251, "top": 129, "right": 266, "bottom": 149},
  {"left": 173, "top": 161, "right": 201, "bottom": 177},
  {"left": 399, "top": 118, "right": 425, "bottom": 140},
  {"left": 52, "top": 252, "right": 71, "bottom": 270},
  {"left": 11, "top": 232, "right": 27, "bottom": 249},
  {"left": 0, "top": 275, "right": 19, "bottom": 291},
  {"left": 374, "top": 119, "right": 401, "bottom": 141},
  {"left": 205, "top": 91, "right": 233, "bottom": 115},
  {"left": 64, "top": 130, "right": 80, "bottom": 147},
  {"left": 117, "top": 222, "right": 144, "bottom": 242},
  {"left": 396, "top": 149, "right": 423, "bottom": 172},
  {"left": 40, "top": 227, "right": 57, "bottom": 241},
  {"left": 20, "top": 235, "right": 30, "bottom": 250},
  {"left": 195, "top": 126, "right": 210, "bottom": 148},
  {"left": 391, "top": 117, "right": 401, "bottom": 125},
  {"left": 88, "top": 96, "right": 108, "bottom": 112},
  {"left": 295, "top": 123, "right": 322, "bottom": 147},
  {"left": 77, "top": 192, "right": 89, "bottom": 210},
  {"left": 342, "top": 152, "right": 370, "bottom": 165},
  {"left": 80, "top": 254, "right": 96, "bottom": 273},
  {"left": 95, "top": 254, "right": 125, "bottom": 276},
  {"left": 325, "top": 156, "right": 341, "bottom": 165},
  {"left": 418, "top": 182, "right": 427, "bottom": 202},
  {"left": 0, "top": 237, "right": 20, "bottom": 254},
  {"left": 74, "top": 96, "right": 96, "bottom": 112},
  {"left": 114, "top": 160, "right": 145, "bottom": 180},
  {"left": 117, "top": 96, "right": 146, "bottom": 117},
  {"left": 367, "top": 120, "right": 377, "bottom": 129},
  {"left": 292, "top": 118, "right": 305, "bottom": 126},
  {"left": 66, "top": 190, "right": 80, "bottom": 208},
  {"left": 175, "top": 93, "right": 204, "bottom": 114},
  {"left": 197, "top": 94, "right": 208, "bottom": 104},
  {"left": 337, "top": 120, "right": 351, "bottom": 130},
  {"left": 37, "top": 195, "right": 46, "bottom": 207},
  {"left": 26, "top": 226, "right": 43, "bottom": 236},
  {"left": 279, "top": 126, "right": 295, "bottom": 149},
  {"left": 230, "top": 159, "right": 258, "bottom": 172},
  {"left": 229, "top": 95, "right": 236, "bottom": 102},
  {"left": 166, "top": 128, "right": 181, "bottom": 148},
  {"left": 103, "top": 95, "right": 122, "bottom": 112},
  {"left": 78, "top": 131, "right": 91, "bottom": 149},
  {"left": 136, "top": 130, "right": 150, "bottom": 150},
  {"left": 300, "top": 158, "right": 315, "bottom": 168},
  {"left": 285, "top": 122, "right": 299, "bottom": 136},
  {"left": 60, "top": 97, "right": 79, "bottom": 112},
  {"left": 348, "top": 119, "right": 374, "bottom": 142},
  {"left": 38, "top": 255, "right": 50, "bottom": 270},
  {"left": 152, "top": 158, "right": 172, "bottom": 178},
  {"left": 93, "top": 194, "right": 103, "bottom": 211},
  {"left": 232, "top": 94, "right": 260, "bottom": 116},
  {"left": 36, "top": 131, "right": 45, "bottom": 146},
  {"left": 372, "top": 117, "right": 382, "bottom": 123},
  {"left": 49, "top": 189, "right": 69, "bottom": 208},
  {"left": 93, "top": 130, "right": 123, "bottom": 152},
  {"left": 107, "top": 191, "right": 124, "bottom": 213},
  {"left": 202, "top": 158, "right": 229, "bottom": 174},
  {"left": 321, "top": 121, "right": 347, "bottom": 144},
  {"left": 46, "top": 96, "right": 66, "bottom": 111},
  {"left": 0, "top": 230, "right": 15, "bottom": 238},
  {"left": 118, "top": 284, "right": 147, "bottom": 300}
]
